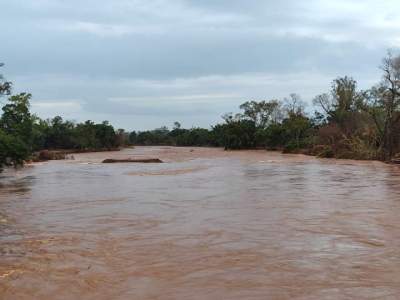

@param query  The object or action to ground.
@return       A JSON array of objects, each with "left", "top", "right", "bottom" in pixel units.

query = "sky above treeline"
[{"left": 2, "top": 0, "right": 400, "bottom": 130}]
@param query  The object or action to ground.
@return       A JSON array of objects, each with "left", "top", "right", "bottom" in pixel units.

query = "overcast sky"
[{"left": 1, "top": 0, "right": 399, "bottom": 130}]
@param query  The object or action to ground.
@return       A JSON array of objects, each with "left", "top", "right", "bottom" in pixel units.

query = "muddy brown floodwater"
[{"left": 1, "top": 146, "right": 400, "bottom": 299}]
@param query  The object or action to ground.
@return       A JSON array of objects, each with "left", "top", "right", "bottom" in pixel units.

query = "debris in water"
[{"left": 102, "top": 158, "right": 163, "bottom": 163}]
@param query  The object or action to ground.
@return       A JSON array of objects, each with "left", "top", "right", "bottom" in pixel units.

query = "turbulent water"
[{"left": 1, "top": 146, "right": 400, "bottom": 299}]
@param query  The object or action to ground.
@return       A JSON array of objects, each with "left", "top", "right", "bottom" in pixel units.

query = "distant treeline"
[
  {"left": 129, "top": 97, "right": 313, "bottom": 152},
  {"left": 2, "top": 51, "right": 400, "bottom": 171},
  {"left": 131, "top": 52, "right": 400, "bottom": 161}
]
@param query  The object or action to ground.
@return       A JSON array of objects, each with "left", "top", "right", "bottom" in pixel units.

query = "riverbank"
[{"left": 31, "top": 148, "right": 122, "bottom": 162}]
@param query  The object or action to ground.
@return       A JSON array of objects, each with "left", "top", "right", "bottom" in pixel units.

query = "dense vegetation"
[{"left": 2, "top": 52, "right": 400, "bottom": 171}]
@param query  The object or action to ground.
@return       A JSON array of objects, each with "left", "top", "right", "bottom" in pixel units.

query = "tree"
[
  {"left": 176, "top": 128, "right": 213, "bottom": 146},
  {"left": 239, "top": 100, "right": 282, "bottom": 128},
  {"left": 173, "top": 121, "right": 181, "bottom": 130},
  {"left": 74, "top": 120, "right": 98, "bottom": 149},
  {"left": 0, "top": 65, "right": 29, "bottom": 170},
  {"left": 136, "top": 127, "right": 172, "bottom": 145},
  {"left": 31, "top": 115, "right": 50, "bottom": 151},
  {"left": 44, "top": 116, "right": 75, "bottom": 149},
  {"left": 212, "top": 119, "right": 256, "bottom": 150},
  {"left": 0, "top": 63, "right": 12, "bottom": 97},
  {"left": 362, "top": 52, "right": 400, "bottom": 160},
  {"left": 284, "top": 93, "right": 306, "bottom": 117},
  {"left": 0, "top": 129, "right": 30, "bottom": 169},
  {"left": 115, "top": 128, "right": 129, "bottom": 147},
  {"left": 96, "top": 121, "right": 118, "bottom": 149},
  {"left": 0, "top": 93, "right": 33, "bottom": 169},
  {"left": 281, "top": 114, "right": 314, "bottom": 152},
  {"left": 1, "top": 93, "right": 33, "bottom": 148},
  {"left": 333, "top": 77, "right": 359, "bottom": 111},
  {"left": 313, "top": 93, "right": 332, "bottom": 118},
  {"left": 128, "top": 131, "right": 137, "bottom": 145},
  {"left": 313, "top": 77, "right": 361, "bottom": 123}
]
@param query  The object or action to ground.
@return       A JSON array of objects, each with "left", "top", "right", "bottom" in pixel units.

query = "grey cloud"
[{"left": 1, "top": 0, "right": 399, "bottom": 129}]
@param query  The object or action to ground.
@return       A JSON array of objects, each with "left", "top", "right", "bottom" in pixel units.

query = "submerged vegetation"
[{"left": 2, "top": 52, "right": 400, "bottom": 171}]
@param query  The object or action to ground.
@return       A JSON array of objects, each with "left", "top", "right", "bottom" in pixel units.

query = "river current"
[{"left": 1, "top": 146, "right": 400, "bottom": 299}]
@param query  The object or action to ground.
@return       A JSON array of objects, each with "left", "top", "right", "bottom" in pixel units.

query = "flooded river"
[{"left": 1, "top": 146, "right": 400, "bottom": 299}]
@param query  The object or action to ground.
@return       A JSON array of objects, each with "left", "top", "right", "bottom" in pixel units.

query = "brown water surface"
[{"left": 1, "top": 146, "right": 400, "bottom": 299}]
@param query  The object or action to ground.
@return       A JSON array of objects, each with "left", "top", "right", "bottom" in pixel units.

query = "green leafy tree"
[
  {"left": 239, "top": 100, "right": 282, "bottom": 128},
  {"left": 1, "top": 93, "right": 33, "bottom": 145},
  {"left": 128, "top": 131, "right": 137, "bottom": 145},
  {"left": 213, "top": 118, "right": 256, "bottom": 150},
  {"left": 0, "top": 93, "right": 33, "bottom": 169},
  {"left": 44, "top": 116, "right": 75, "bottom": 149},
  {"left": 0, "top": 63, "right": 12, "bottom": 97},
  {"left": 0, "top": 129, "right": 30, "bottom": 169},
  {"left": 281, "top": 114, "right": 314, "bottom": 152},
  {"left": 96, "top": 121, "right": 118, "bottom": 149},
  {"left": 361, "top": 53, "right": 400, "bottom": 160}
]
